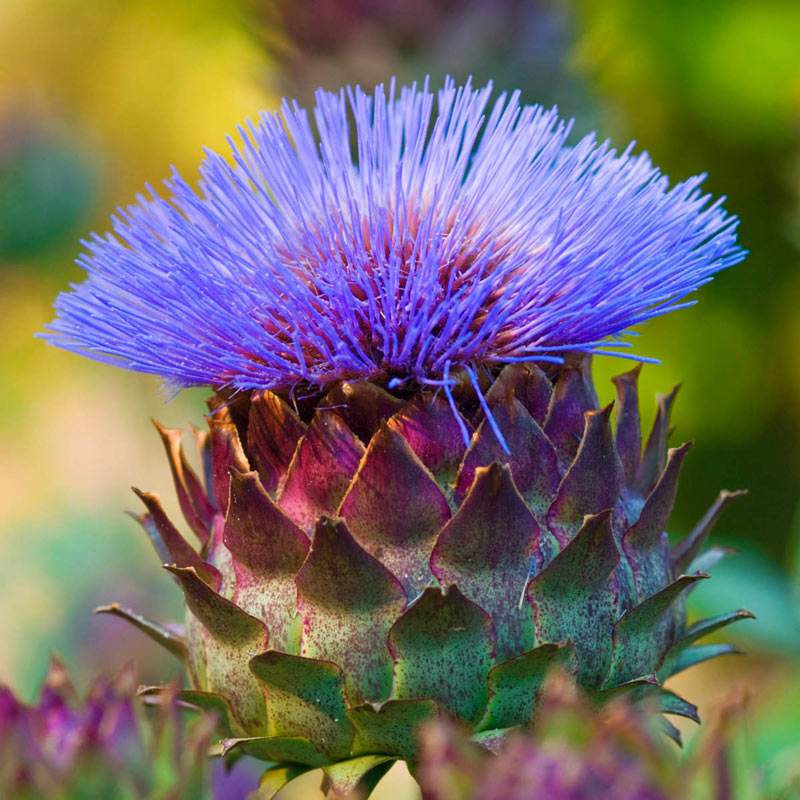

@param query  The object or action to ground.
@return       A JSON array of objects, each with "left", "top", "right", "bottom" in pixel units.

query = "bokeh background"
[{"left": 1, "top": 0, "right": 799, "bottom": 796}]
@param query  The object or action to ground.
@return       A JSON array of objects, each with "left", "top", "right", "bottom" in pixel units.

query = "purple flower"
[
  {"left": 0, "top": 660, "right": 246, "bottom": 799},
  {"left": 44, "top": 78, "right": 744, "bottom": 398}
]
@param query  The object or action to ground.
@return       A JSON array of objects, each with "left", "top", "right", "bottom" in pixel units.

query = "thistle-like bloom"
[
  {"left": 43, "top": 79, "right": 752, "bottom": 799},
  {"left": 45, "top": 78, "right": 743, "bottom": 398}
]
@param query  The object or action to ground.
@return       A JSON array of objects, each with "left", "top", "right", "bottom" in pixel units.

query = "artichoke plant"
[
  {"left": 44, "top": 79, "right": 750, "bottom": 797},
  {"left": 0, "top": 659, "right": 223, "bottom": 799}
]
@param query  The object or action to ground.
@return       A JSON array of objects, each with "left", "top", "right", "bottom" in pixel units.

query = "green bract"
[{"left": 105, "top": 359, "right": 752, "bottom": 798}]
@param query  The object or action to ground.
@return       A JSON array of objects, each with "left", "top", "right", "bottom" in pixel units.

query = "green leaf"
[
  {"left": 221, "top": 736, "right": 329, "bottom": 767},
  {"left": 671, "top": 643, "right": 742, "bottom": 676},
  {"left": 590, "top": 674, "right": 659, "bottom": 705},
  {"left": 660, "top": 715, "right": 683, "bottom": 746},
  {"left": 477, "top": 642, "right": 577, "bottom": 731},
  {"left": 659, "top": 689, "right": 699, "bottom": 723},
  {"left": 166, "top": 565, "right": 268, "bottom": 734},
  {"left": 431, "top": 462, "right": 539, "bottom": 660},
  {"left": 389, "top": 585, "right": 496, "bottom": 724},
  {"left": 672, "top": 489, "right": 746, "bottom": 574},
  {"left": 139, "top": 686, "right": 237, "bottom": 739},
  {"left": 687, "top": 545, "right": 736, "bottom": 576},
  {"left": 222, "top": 469, "right": 309, "bottom": 651},
  {"left": 347, "top": 699, "right": 439, "bottom": 760},
  {"left": 608, "top": 573, "right": 706, "bottom": 684},
  {"left": 689, "top": 545, "right": 800, "bottom": 657},
  {"left": 249, "top": 650, "right": 354, "bottom": 760},
  {"left": 658, "top": 609, "right": 754, "bottom": 679},
  {"left": 471, "top": 728, "right": 515, "bottom": 753},
  {"left": 295, "top": 517, "right": 406, "bottom": 705},
  {"left": 526, "top": 511, "right": 619, "bottom": 687}
]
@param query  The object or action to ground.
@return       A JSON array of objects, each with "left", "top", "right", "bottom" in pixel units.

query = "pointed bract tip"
[
  {"left": 585, "top": 402, "right": 615, "bottom": 424},
  {"left": 668, "top": 440, "right": 694, "bottom": 456},
  {"left": 721, "top": 488, "right": 748, "bottom": 500},
  {"left": 583, "top": 508, "right": 613, "bottom": 525},
  {"left": 151, "top": 418, "right": 172, "bottom": 437},
  {"left": 614, "top": 362, "right": 644, "bottom": 381},
  {"left": 94, "top": 602, "right": 121, "bottom": 615}
]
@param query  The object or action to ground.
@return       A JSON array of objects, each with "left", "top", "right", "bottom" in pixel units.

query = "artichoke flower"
[{"left": 44, "top": 79, "right": 750, "bottom": 797}]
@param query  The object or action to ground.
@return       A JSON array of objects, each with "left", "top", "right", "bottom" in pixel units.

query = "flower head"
[{"left": 45, "top": 78, "right": 744, "bottom": 396}]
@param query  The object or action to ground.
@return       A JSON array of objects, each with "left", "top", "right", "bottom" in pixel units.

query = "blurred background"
[{"left": 1, "top": 0, "right": 799, "bottom": 796}]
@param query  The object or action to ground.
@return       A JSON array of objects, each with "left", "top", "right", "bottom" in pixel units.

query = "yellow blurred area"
[
  {"left": 0, "top": 0, "right": 278, "bottom": 696},
  {"left": 0, "top": 0, "right": 271, "bottom": 196}
]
